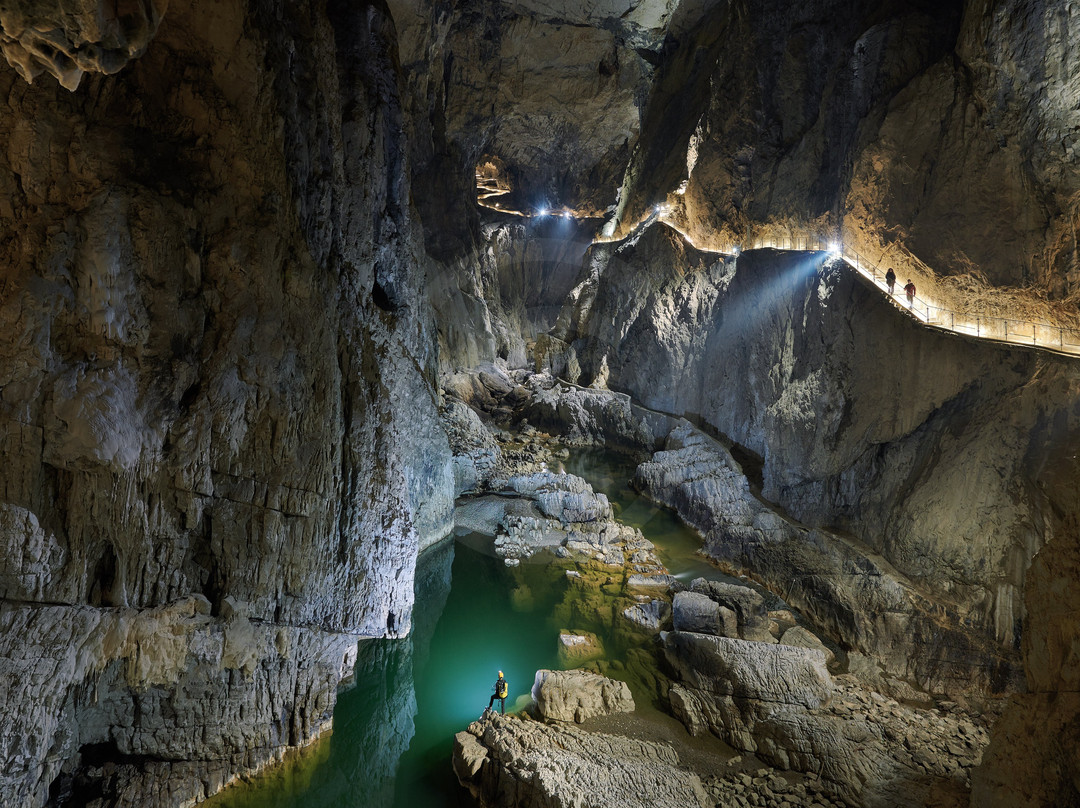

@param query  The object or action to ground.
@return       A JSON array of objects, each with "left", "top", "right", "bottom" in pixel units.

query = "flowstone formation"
[
  {"left": 0, "top": 0, "right": 168, "bottom": 90},
  {"left": 0, "top": 0, "right": 453, "bottom": 804}
]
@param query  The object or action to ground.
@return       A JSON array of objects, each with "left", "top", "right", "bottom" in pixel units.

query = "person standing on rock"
[
  {"left": 487, "top": 670, "right": 508, "bottom": 714},
  {"left": 904, "top": 279, "right": 916, "bottom": 308},
  {"left": 885, "top": 267, "right": 896, "bottom": 295}
]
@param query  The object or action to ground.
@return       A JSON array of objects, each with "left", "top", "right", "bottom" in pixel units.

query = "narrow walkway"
[
  {"left": 836, "top": 245, "right": 1080, "bottom": 356},
  {"left": 474, "top": 181, "right": 1080, "bottom": 358},
  {"left": 609, "top": 212, "right": 1080, "bottom": 359}
]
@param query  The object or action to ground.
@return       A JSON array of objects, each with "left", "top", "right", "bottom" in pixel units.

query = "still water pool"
[{"left": 209, "top": 449, "right": 737, "bottom": 808}]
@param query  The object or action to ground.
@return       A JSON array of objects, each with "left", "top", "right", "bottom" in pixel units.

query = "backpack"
[{"left": 496, "top": 678, "right": 508, "bottom": 698}]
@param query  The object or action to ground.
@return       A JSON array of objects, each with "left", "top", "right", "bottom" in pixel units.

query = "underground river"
[{"left": 208, "top": 448, "right": 763, "bottom": 808}]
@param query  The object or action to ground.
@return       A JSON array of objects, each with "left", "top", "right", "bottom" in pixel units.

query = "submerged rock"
[{"left": 557, "top": 632, "right": 605, "bottom": 667}]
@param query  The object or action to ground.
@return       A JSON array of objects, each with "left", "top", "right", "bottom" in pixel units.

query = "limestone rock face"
[
  {"left": 0, "top": 0, "right": 454, "bottom": 803},
  {"left": 511, "top": 472, "right": 612, "bottom": 524},
  {"left": 781, "top": 626, "right": 836, "bottom": 668},
  {"left": 614, "top": 0, "right": 1080, "bottom": 295},
  {"left": 672, "top": 591, "right": 724, "bottom": 636},
  {"left": 0, "top": 0, "right": 168, "bottom": 90},
  {"left": 633, "top": 417, "right": 1018, "bottom": 693},
  {"left": 621, "top": 598, "right": 670, "bottom": 632},
  {"left": 453, "top": 713, "right": 710, "bottom": 808},
  {"left": 663, "top": 630, "right": 987, "bottom": 806},
  {"left": 972, "top": 455, "right": 1080, "bottom": 806},
  {"left": 688, "top": 579, "right": 774, "bottom": 644},
  {"left": 531, "top": 668, "right": 634, "bottom": 724},
  {"left": 441, "top": 398, "right": 501, "bottom": 496},
  {"left": 390, "top": 0, "right": 679, "bottom": 218},
  {"left": 663, "top": 632, "right": 833, "bottom": 712},
  {"left": 559, "top": 226, "right": 1080, "bottom": 693}
]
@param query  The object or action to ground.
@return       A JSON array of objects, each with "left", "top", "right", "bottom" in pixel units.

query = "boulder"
[
  {"left": 672, "top": 591, "right": 722, "bottom": 635},
  {"left": 509, "top": 472, "right": 613, "bottom": 524},
  {"left": 531, "top": 669, "right": 635, "bottom": 723},
  {"left": 690, "top": 578, "right": 776, "bottom": 643},
  {"left": 781, "top": 626, "right": 836, "bottom": 668},
  {"left": 627, "top": 573, "right": 677, "bottom": 589},
  {"left": 622, "top": 599, "right": 671, "bottom": 632},
  {"left": 454, "top": 713, "right": 710, "bottom": 808},
  {"left": 663, "top": 631, "right": 833, "bottom": 710}
]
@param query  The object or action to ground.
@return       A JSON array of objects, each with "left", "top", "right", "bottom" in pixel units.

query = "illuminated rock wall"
[
  {"left": 616, "top": 0, "right": 1080, "bottom": 295},
  {"left": 0, "top": 0, "right": 453, "bottom": 804}
]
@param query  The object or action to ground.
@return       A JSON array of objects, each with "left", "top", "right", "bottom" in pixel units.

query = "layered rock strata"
[
  {"left": 635, "top": 420, "right": 1017, "bottom": 694},
  {"left": 453, "top": 712, "right": 711, "bottom": 808},
  {"left": 664, "top": 630, "right": 988, "bottom": 807},
  {"left": 0, "top": 0, "right": 453, "bottom": 804}
]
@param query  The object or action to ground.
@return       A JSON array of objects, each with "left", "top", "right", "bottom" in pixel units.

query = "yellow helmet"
[{"left": 498, "top": 670, "right": 504, "bottom": 678}]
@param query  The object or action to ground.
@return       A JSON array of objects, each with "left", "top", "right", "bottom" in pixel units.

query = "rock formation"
[
  {"left": 0, "top": 0, "right": 168, "bottom": 90},
  {"left": 553, "top": 225, "right": 1080, "bottom": 683},
  {"left": 531, "top": 668, "right": 634, "bottom": 724},
  {"left": 661, "top": 624, "right": 989, "bottom": 806},
  {"left": 3, "top": 0, "right": 1080, "bottom": 805},
  {"left": 453, "top": 712, "right": 711, "bottom": 808},
  {"left": 0, "top": 0, "right": 453, "bottom": 804}
]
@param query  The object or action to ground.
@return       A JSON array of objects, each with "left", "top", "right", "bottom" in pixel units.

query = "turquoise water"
[
  {"left": 209, "top": 448, "right": 729, "bottom": 808},
  {"left": 560, "top": 448, "right": 747, "bottom": 586}
]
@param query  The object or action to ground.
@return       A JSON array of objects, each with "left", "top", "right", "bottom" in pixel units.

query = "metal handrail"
[
  {"left": 834, "top": 244, "right": 1080, "bottom": 355},
  {"left": 643, "top": 220, "right": 1080, "bottom": 357}
]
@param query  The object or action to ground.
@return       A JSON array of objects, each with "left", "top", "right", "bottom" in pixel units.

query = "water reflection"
[
  {"left": 211, "top": 447, "right": 755, "bottom": 808},
  {"left": 209, "top": 540, "right": 456, "bottom": 808}
]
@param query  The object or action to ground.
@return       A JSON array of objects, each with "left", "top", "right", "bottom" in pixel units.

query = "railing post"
[{"left": 977, "top": 317, "right": 980, "bottom": 337}]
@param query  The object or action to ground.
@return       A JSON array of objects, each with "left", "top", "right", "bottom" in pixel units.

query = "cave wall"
[
  {"left": 387, "top": 0, "right": 709, "bottom": 373},
  {"left": 0, "top": 0, "right": 453, "bottom": 804},
  {"left": 556, "top": 226, "right": 1080, "bottom": 802},
  {"left": 615, "top": 0, "right": 1080, "bottom": 296},
  {"left": 421, "top": 0, "right": 1080, "bottom": 382},
  {"left": 564, "top": 228, "right": 1080, "bottom": 671}
]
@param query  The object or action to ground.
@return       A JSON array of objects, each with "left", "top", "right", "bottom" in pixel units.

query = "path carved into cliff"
[
  {"left": 478, "top": 184, "right": 1080, "bottom": 358},
  {"left": 611, "top": 207, "right": 1080, "bottom": 358}
]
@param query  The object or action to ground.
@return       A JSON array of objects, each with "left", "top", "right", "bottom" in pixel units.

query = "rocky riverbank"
[{"left": 443, "top": 367, "right": 995, "bottom": 808}]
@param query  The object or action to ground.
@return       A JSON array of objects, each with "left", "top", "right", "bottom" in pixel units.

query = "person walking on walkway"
[
  {"left": 885, "top": 267, "right": 896, "bottom": 295},
  {"left": 487, "top": 670, "right": 508, "bottom": 714},
  {"left": 904, "top": 279, "right": 916, "bottom": 308}
]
